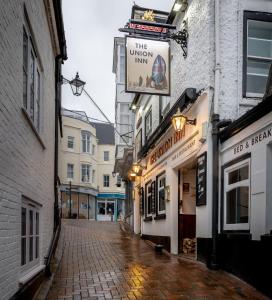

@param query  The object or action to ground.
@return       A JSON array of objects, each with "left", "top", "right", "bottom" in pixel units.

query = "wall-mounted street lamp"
[
  {"left": 69, "top": 72, "right": 86, "bottom": 96},
  {"left": 171, "top": 108, "right": 196, "bottom": 132},
  {"left": 173, "top": 0, "right": 188, "bottom": 12}
]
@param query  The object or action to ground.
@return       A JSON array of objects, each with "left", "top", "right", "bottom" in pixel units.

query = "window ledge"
[
  {"left": 154, "top": 214, "right": 166, "bottom": 220},
  {"left": 240, "top": 97, "right": 262, "bottom": 107},
  {"left": 19, "top": 264, "right": 45, "bottom": 285},
  {"left": 144, "top": 216, "right": 153, "bottom": 222},
  {"left": 220, "top": 231, "right": 251, "bottom": 240},
  {"left": 22, "top": 108, "right": 46, "bottom": 150}
]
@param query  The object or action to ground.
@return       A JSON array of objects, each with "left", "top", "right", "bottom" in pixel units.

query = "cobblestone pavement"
[{"left": 46, "top": 220, "right": 268, "bottom": 300}]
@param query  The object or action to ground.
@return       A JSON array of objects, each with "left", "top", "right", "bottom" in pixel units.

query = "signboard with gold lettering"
[{"left": 126, "top": 36, "right": 170, "bottom": 95}]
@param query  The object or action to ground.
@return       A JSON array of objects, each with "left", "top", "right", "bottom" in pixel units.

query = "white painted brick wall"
[{"left": 0, "top": 1, "right": 57, "bottom": 299}]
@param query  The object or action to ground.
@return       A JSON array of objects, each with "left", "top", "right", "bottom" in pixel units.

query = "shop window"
[
  {"left": 103, "top": 175, "right": 110, "bottom": 187},
  {"left": 223, "top": 159, "right": 250, "bottom": 230},
  {"left": 81, "top": 164, "right": 91, "bottom": 182},
  {"left": 243, "top": 11, "right": 272, "bottom": 97},
  {"left": 67, "top": 136, "right": 74, "bottom": 150},
  {"left": 21, "top": 198, "right": 40, "bottom": 274},
  {"left": 157, "top": 173, "right": 166, "bottom": 215},
  {"left": 67, "top": 163, "right": 74, "bottom": 179},
  {"left": 145, "top": 108, "right": 152, "bottom": 141},
  {"left": 23, "top": 24, "right": 42, "bottom": 132},
  {"left": 81, "top": 131, "right": 91, "bottom": 153}
]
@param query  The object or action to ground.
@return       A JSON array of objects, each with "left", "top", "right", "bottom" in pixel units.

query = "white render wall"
[{"left": 0, "top": 1, "right": 58, "bottom": 299}]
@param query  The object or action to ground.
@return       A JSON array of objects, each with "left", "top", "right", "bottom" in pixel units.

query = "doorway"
[
  {"left": 178, "top": 162, "right": 197, "bottom": 259},
  {"left": 97, "top": 200, "right": 115, "bottom": 221}
]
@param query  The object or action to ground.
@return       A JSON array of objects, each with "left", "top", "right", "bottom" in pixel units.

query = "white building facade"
[{"left": 0, "top": 0, "right": 66, "bottom": 299}]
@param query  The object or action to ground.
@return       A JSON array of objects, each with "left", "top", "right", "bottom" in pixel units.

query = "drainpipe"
[{"left": 210, "top": 0, "right": 221, "bottom": 269}]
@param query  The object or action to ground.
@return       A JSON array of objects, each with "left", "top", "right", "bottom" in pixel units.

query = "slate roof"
[{"left": 91, "top": 122, "right": 115, "bottom": 145}]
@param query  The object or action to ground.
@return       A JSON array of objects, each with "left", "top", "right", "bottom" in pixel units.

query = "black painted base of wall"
[
  {"left": 141, "top": 234, "right": 171, "bottom": 252},
  {"left": 197, "top": 234, "right": 272, "bottom": 299}
]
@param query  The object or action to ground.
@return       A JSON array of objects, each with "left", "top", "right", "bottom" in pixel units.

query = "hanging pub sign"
[
  {"left": 125, "top": 36, "right": 170, "bottom": 95},
  {"left": 196, "top": 152, "right": 207, "bottom": 206}
]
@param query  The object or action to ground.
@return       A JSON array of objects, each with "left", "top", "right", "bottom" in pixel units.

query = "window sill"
[
  {"left": 220, "top": 231, "right": 251, "bottom": 240},
  {"left": 144, "top": 216, "right": 153, "bottom": 222},
  {"left": 154, "top": 214, "right": 166, "bottom": 220},
  {"left": 22, "top": 108, "right": 45, "bottom": 150},
  {"left": 19, "top": 264, "right": 45, "bottom": 285}
]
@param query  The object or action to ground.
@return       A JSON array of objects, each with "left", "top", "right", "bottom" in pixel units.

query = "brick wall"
[{"left": 0, "top": 1, "right": 57, "bottom": 299}]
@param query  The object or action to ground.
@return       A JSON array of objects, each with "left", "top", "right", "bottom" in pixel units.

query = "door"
[{"left": 97, "top": 200, "right": 115, "bottom": 221}]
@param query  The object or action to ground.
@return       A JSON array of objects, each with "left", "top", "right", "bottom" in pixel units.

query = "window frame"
[
  {"left": 81, "top": 131, "right": 91, "bottom": 153},
  {"left": 21, "top": 198, "right": 40, "bottom": 275},
  {"left": 159, "top": 96, "right": 170, "bottom": 122},
  {"left": 156, "top": 172, "right": 166, "bottom": 216},
  {"left": 67, "top": 163, "right": 74, "bottom": 179},
  {"left": 243, "top": 11, "right": 272, "bottom": 98},
  {"left": 67, "top": 136, "right": 75, "bottom": 150},
  {"left": 145, "top": 107, "right": 152, "bottom": 142},
  {"left": 223, "top": 157, "right": 251, "bottom": 231},
  {"left": 103, "top": 175, "right": 110, "bottom": 187},
  {"left": 145, "top": 181, "right": 153, "bottom": 218},
  {"left": 104, "top": 151, "right": 109, "bottom": 161},
  {"left": 81, "top": 164, "right": 91, "bottom": 183}
]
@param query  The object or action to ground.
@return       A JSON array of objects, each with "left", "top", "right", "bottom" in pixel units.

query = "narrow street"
[{"left": 47, "top": 220, "right": 267, "bottom": 300}]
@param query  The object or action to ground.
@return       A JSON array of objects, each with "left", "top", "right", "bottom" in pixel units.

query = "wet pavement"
[{"left": 46, "top": 220, "right": 268, "bottom": 300}]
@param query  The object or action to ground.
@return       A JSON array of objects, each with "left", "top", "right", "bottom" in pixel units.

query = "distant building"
[
  {"left": 0, "top": 0, "right": 66, "bottom": 298},
  {"left": 59, "top": 109, "right": 125, "bottom": 222}
]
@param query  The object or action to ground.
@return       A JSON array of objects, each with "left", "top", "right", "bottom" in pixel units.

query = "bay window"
[
  {"left": 81, "top": 131, "right": 91, "bottom": 153},
  {"left": 81, "top": 164, "right": 91, "bottom": 182}
]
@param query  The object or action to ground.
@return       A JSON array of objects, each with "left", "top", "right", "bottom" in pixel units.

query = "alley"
[{"left": 47, "top": 220, "right": 267, "bottom": 300}]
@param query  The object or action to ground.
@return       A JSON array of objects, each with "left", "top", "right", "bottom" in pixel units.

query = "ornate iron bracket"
[{"left": 170, "top": 28, "right": 188, "bottom": 58}]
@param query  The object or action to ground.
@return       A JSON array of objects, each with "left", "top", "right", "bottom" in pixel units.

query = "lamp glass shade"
[
  {"left": 70, "top": 72, "right": 86, "bottom": 96},
  {"left": 172, "top": 112, "right": 187, "bottom": 132},
  {"left": 132, "top": 163, "right": 141, "bottom": 174}
]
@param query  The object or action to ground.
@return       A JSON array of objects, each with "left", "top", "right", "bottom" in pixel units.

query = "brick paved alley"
[{"left": 46, "top": 220, "right": 268, "bottom": 300}]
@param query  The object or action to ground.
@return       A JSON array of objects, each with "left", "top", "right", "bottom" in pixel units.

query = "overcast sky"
[{"left": 62, "top": 0, "right": 173, "bottom": 123}]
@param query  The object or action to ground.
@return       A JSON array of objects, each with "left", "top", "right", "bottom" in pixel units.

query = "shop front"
[{"left": 218, "top": 95, "right": 272, "bottom": 297}]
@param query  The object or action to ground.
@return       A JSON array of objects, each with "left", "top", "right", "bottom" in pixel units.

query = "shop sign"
[
  {"left": 196, "top": 152, "right": 207, "bottom": 206},
  {"left": 233, "top": 126, "right": 272, "bottom": 155},
  {"left": 150, "top": 129, "right": 184, "bottom": 165},
  {"left": 128, "top": 22, "right": 168, "bottom": 34},
  {"left": 126, "top": 36, "right": 170, "bottom": 95}
]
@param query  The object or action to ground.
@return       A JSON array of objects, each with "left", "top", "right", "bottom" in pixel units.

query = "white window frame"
[
  {"left": 103, "top": 175, "right": 110, "bottom": 187},
  {"left": 92, "top": 144, "right": 95, "bottom": 156},
  {"left": 145, "top": 108, "right": 152, "bottom": 141},
  {"left": 81, "top": 164, "right": 91, "bottom": 183},
  {"left": 67, "top": 136, "right": 74, "bottom": 150},
  {"left": 146, "top": 181, "right": 152, "bottom": 217},
  {"left": 23, "top": 23, "right": 42, "bottom": 132},
  {"left": 223, "top": 158, "right": 251, "bottom": 231},
  {"left": 104, "top": 151, "right": 109, "bottom": 161},
  {"left": 67, "top": 163, "right": 74, "bottom": 179},
  {"left": 157, "top": 173, "right": 166, "bottom": 215},
  {"left": 81, "top": 131, "right": 91, "bottom": 153},
  {"left": 92, "top": 169, "right": 95, "bottom": 184},
  {"left": 21, "top": 198, "right": 40, "bottom": 275},
  {"left": 119, "top": 44, "right": 125, "bottom": 83}
]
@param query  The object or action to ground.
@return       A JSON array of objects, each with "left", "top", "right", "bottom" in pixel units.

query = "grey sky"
[{"left": 62, "top": 0, "right": 173, "bottom": 123}]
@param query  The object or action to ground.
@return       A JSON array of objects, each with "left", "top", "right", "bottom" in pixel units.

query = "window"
[
  {"left": 81, "top": 164, "right": 90, "bottom": 182},
  {"left": 119, "top": 45, "right": 125, "bottom": 83},
  {"left": 67, "top": 136, "right": 74, "bottom": 150},
  {"left": 159, "top": 96, "right": 170, "bottom": 120},
  {"left": 224, "top": 159, "right": 250, "bottom": 230},
  {"left": 117, "top": 175, "right": 122, "bottom": 187},
  {"left": 92, "top": 170, "right": 95, "bottom": 184},
  {"left": 21, "top": 198, "right": 40, "bottom": 273},
  {"left": 145, "top": 181, "right": 152, "bottom": 217},
  {"left": 244, "top": 12, "right": 272, "bottom": 97},
  {"left": 120, "top": 103, "right": 131, "bottom": 144},
  {"left": 81, "top": 131, "right": 91, "bottom": 153},
  {"left": 103, "top": 175, "right": 110, "bottom": 187},
  {"left": 92, "top": 144, "right": 95, "bottom": 155},
  {"left": 104, "top": 151, "right": 109, "bottom": 161},
  {"left": 145, "top": 108, "right": 152, "bottom": 141},
  {"left": 157, "top": 174, "right": 166, "bottom": 214},
  {"left": 23, "top": 25, "right": 42, "bottom": 131},
  {"left": 67, "top": 164, "right": 74, "bottom": 179}
]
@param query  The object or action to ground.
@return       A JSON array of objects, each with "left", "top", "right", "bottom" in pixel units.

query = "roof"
[{"left": 91, "top": 122, "right": 115, "bottom": 145}]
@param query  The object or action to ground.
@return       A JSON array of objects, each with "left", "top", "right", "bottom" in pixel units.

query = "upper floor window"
[
  {"left": 244, "top": 12, "right": 272, "bottom": 97},
  {"left": 223, "top": 158, "right": 250, "bottom": 230},
  {"left": 120, "top": 103, "right": 131, "bottom": 144},
  {"left": 159, "top": 96, "right": 170, "bottom": 121},
  {"left": 21, "top": 198, "right": 40, "bottom": 273},
  {"left": 117, "top": 175, "right": 122, "bottom": 187},
  {"left": 81, "top": 131, "right": 91, "bottom": 153},
  {"left": 67, "top": 164, "right": 74, "bottom": 179},
  {"left": 92, "top": 144, "right": 95, "bottom": 155},
  {"left": 103, "top": 175, "right": 110, "bottom": 187},
  {"left": 145, "top": 108, "right": 152, "bottom": 141},
  {"left": 23, "top": 25, "right": 42, "bottom": 132},
  {"left": 92, "top": 169, "right": 95, "bottom": 184},
  {"left": 104, "top": 151, "right": 109, "bottom": 161},
  {"left": 67, "top": 136, "right": 74, "bottom": 150},
  {"left": 81, "top": 164, "right": 90, "bottom": 182},
  {"left": 119, "top": 45, "right": 125, "bottom": 83}
]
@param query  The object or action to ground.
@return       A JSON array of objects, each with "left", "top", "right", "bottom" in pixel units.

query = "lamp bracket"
[
  {"left": 186, "top": 118, "right": 196, "bottom": 126},
  {"left": 170, "top": 28, "right": 188, "bottom": 58}
]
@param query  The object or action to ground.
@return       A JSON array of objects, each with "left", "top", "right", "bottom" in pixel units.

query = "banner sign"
[
  {"left": 126, "top": 36, "right": 170, "bottom": 95},
  {"left": 128, "top": 23, "right": 168, "bottom": 34}
]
